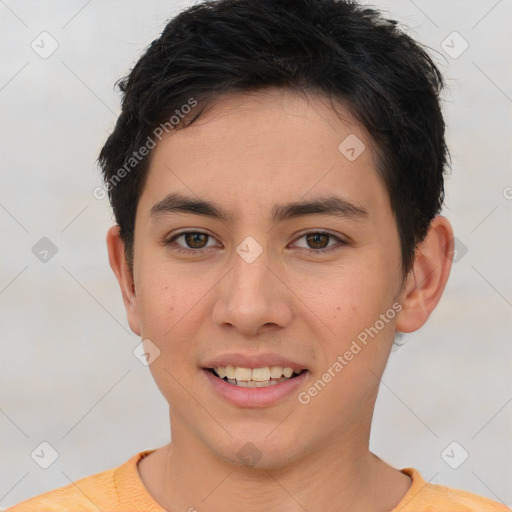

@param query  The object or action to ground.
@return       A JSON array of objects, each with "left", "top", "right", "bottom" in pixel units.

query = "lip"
[
  {"left": 203, "top": 368, "right": 309, "bottom": 408},
  {"left": 202, "top": 352, "right": 307, "bottom": 372}
]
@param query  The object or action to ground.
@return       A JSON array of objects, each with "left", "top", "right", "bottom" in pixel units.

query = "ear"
[
  {"left": 395, "top": 216, "right": 454, "bottom": 333},
  {"left": 106, "top": 225, "right": 141, "bottom": 336}
]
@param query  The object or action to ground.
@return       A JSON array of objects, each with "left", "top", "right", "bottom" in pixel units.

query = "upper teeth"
[{"left": 215, "top": 365, "right": 299, "bottom": 381}]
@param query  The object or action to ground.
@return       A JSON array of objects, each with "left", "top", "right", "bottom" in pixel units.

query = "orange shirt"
[{"left": 6, "top": 450, "right": 510, "bottom": 512}]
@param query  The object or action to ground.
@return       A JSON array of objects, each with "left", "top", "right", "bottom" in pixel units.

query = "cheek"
[
  {"left": 136, "top": 266, "right": 185, "bottom": 340},
  {"left": 136, "top": 264, "right": 212, "bottom": 363},
  {"left": 296, "top": 262, "right": 393, "bottom": 331},
  {"left": 298, "top": 263, "right": 398, "bottom": 385},
  {"left": 136, "top": 270, "right": 202, "bottom": 398}
]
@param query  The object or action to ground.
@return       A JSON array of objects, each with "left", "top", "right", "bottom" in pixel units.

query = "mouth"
[{"left": 206, "top": 365, "right": 306, "bottom": 388}]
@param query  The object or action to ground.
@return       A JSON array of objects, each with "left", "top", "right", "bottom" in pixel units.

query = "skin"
[{"left": 107, "top": 89, "right": 454, "bottom": 512}]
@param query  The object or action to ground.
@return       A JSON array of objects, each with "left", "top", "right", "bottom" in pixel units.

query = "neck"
[{"left": 142, "top": 414, "right": 410, "bottom": 512}]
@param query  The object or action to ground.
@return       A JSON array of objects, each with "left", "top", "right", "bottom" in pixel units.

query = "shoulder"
[
  {"left": 5, "top": 451, "right": 156, "bottom": 512},
  {"left": 5, "top": 468, "right": 117, "bottom": 512},
  {"left": 395, "top": 468, "right": 511, "bottom": 512}
]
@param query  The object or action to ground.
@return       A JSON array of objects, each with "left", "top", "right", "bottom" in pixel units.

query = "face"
[{"left": 126, "top": 89, "right": 407, "bottom": 468}]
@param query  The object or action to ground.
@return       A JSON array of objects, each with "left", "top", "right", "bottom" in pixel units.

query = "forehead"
[{"left": 138, "top": 88, "right": 389, "bottom": 224}]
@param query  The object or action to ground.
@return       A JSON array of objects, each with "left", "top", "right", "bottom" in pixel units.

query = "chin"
[{"left": 208, "top": 433, "right": 306, "bottom": 471}]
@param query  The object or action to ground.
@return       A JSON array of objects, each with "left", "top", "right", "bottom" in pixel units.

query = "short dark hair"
[{"left": 98, "top": 0, "right": 448, "bottom": 275}]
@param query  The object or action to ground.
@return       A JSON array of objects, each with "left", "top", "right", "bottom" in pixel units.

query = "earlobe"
[
  {"left": 395, "top": 216, "right": 454, "bottom": 333},
  {"left": 106, "top": 225, "right": 141, "bottom": 336}
]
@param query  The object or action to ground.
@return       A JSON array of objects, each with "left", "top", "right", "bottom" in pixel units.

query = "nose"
[{"left": 211, "top": 246, "right": 294, "bottom": 336}]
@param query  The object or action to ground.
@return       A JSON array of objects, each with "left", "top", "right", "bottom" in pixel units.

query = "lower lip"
[{"left": 202, "top": 369, "right": 309, "bottom": 408}]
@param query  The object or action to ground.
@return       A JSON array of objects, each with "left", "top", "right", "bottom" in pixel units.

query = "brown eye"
[
  {"left": 305, "top": 233, "right": 330, "bottom": 249},
  {"left": 183, "top": 232, "right": 208, "bottom": 248},
  {"left": 293, "top": 231, "right": 347, "bottom": 253},
  {"left": 165, "top": 231, "right": 219, "bottom": 254}
]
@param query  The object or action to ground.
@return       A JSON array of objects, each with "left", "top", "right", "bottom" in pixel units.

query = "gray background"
[{"left": 1, "top": 0, "right": 511, "bottom": 508}]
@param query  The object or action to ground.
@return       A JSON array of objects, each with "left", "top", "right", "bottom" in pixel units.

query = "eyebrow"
[{"left": 149, "top": 192, "right": 368, "bottom": 224}]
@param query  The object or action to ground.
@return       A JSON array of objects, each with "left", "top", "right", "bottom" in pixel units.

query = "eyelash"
[{"left": 165, "top": 230, "right": 347, "bottom": 255}]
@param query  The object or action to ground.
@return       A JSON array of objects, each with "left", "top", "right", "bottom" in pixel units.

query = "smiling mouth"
[{"left": 207, "top": 366, "right": 305, "bottom": 388}]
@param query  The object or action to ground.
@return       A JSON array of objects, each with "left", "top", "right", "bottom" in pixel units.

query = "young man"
[{"left": 7, "top": 0, "right": 509, "bottom": 510}]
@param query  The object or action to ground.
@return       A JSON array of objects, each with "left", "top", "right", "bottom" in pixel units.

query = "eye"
[
  {"left": 165, "top": 231, "right": 220, "bottom": 254},
  {"left": 293, "top": 231, "right": 346, "bottom": 252},
  {"left": 165, "top": 230, "right": 347, "bottom": 255}
]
